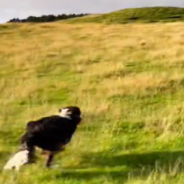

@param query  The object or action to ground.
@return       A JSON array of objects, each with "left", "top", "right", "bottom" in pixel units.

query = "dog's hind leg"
[{"left": 19, "top": 133, "right": 36, "bottom": 164}]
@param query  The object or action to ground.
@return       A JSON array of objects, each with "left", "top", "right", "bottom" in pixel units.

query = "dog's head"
[{"left": 59, "top": 106, "right": 82, "bottom": 124}]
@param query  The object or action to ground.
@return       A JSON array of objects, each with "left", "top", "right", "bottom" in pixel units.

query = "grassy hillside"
[
  {"left": 65, "top": 7, "right": 184, "bottom": 24},
  {"left": 1, "top": 22, "right": 184, "bottom": 183}
]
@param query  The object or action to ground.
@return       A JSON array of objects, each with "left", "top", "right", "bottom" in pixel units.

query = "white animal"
[{"left": 3, "top": 150, "right": 29, "bottom": 171}]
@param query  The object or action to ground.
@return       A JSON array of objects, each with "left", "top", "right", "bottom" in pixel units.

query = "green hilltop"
[{"left": 65, "top": 6, "right": 184, "bottom": 24}]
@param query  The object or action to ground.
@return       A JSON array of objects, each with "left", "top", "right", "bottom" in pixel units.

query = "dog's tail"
[
  {"left": 3, "top": 133, "right": 35, "bottom": 171},
  {"left": 3, "top": 150, "right": 29, "bottom": 171}
]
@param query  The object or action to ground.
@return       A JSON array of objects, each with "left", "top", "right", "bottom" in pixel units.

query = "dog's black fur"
[{"left": 19, "top": 106, "right": 82, "bottom": 167}]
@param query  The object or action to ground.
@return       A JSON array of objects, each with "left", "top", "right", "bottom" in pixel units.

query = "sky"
[{"left": 1, "top": 0, "right": 184, "bottom": 23}]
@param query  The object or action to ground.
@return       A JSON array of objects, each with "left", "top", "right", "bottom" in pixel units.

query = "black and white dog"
[{"left": 4, "top": 106, "right": 82, "bottom": 170}]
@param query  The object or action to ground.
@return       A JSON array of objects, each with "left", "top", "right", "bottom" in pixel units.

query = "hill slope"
[
  {"left": 1, "top": 22, "right": 184, "bottom": 183},
  {"left": 65, "top": 6, "right": 184, "bottom": 23}
]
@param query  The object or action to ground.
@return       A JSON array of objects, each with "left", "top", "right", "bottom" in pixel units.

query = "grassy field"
[{"left": 1, "top": 21, "right": 184, "bottom": 183}]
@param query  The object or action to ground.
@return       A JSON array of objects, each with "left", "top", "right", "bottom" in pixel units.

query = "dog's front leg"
[{"left": 46, "top": 152, "right": 55, "bottom": 168}]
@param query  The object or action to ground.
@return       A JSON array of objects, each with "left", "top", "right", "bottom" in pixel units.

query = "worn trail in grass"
[{"left": 1, "top": 22, "right": 184, "bottom": 183}]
